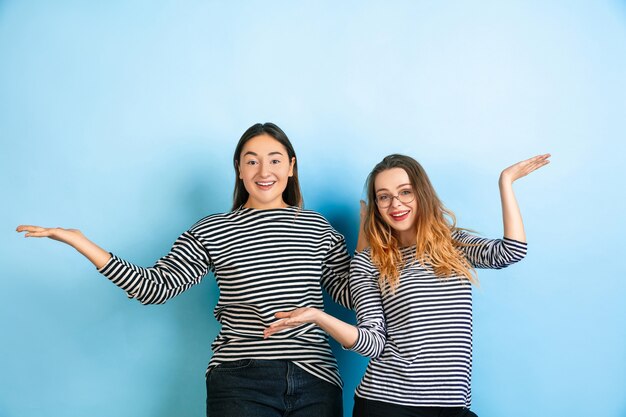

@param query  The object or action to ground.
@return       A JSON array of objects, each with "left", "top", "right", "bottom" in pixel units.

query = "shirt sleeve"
[
  {"left": 453, "top": 229, "right": 527, "bottom": 269},
  {"left": 97, "top": 230, "right": 212, "bottom": 305},
  {"left": 348, "top": 251, "right": 387, "bottom": 359},
  {"left": 319, "top": 231, "right": 353, "bottom": 310}
]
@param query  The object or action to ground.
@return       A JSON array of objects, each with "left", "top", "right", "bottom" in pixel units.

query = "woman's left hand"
[
  {"left": 500, "top": 153, "right": 551, "bottom": 185},
  {"left": 263, "top": 307, "right": 320, "bottom": 338}
]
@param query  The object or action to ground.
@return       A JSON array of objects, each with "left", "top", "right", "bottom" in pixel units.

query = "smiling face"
[
  {"left": 238, "top": 133, "right": 296, "bottom": 209},
  {"left": 374, "top": 167, "right": 418, "bottom": 246}
]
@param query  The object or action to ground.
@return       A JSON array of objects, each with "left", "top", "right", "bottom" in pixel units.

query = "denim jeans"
[
  {"left": 353, "top": 396, "right": 478, "bottom": 417},
  {"left": 206, "top": 359, "right": 343, "bottom": 417}
]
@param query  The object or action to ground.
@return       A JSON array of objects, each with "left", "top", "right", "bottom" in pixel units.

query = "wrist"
[
  {"left": 63, "top": 229, "right": 82, "bottom": 245},
  {"left": 499, "top": 173, "right": 513, "bottom": 188},
  {"left": 312, "top": 309, "right": 326, "bottom": 327}
]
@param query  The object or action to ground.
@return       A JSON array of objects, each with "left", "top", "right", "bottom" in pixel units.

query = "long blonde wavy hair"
[{"left": 364, "top": 154, "right": 477, "bottom": 294}]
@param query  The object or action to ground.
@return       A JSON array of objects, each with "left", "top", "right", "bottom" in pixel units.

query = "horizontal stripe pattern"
[
  {"left": 99, "top": 206, "right": 351, "bottom": 387},
  {"left": 350, "top": 230, "right": 527, "bottom": 407}
]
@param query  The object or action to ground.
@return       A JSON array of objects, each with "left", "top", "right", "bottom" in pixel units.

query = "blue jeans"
[{"left": 206, "top": 359, "right": 343, "bottom": 417}]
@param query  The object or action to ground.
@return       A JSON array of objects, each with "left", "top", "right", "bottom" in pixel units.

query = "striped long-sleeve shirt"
[
  {"left": 349, "top": 230, "right": 527, "bottom": 407},
  {"left": 98, "top": 206, "right": 352, "bottom": 387}
]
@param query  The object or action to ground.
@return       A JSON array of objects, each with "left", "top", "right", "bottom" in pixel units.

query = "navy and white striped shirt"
[
  {"left": 98, "top": 206, "right": 352, "bottom": 387},
  {"left": 349, "top": 230, "right": 527, "bottom": 407}
]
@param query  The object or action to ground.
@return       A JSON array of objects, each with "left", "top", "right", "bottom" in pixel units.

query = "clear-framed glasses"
[{"left": 375, "top": 189, "right": 415, "bottom": 208}]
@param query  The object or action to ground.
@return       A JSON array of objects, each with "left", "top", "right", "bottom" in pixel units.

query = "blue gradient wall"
[{"left": 1, "top": 1, "right": 625, "bottom": 416}]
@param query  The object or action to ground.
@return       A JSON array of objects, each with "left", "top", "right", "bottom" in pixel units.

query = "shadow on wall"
[
  {"left": 155, "top": 159, "right": 227, "bottom": 417},
  {"left": 113, "top": 157, "right": 225, "bottom": 417}
]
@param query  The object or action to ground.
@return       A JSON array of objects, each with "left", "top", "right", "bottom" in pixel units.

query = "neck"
[
  {"left": 397, "top": 229, "right": 417, "bottom": 247},
  {"left": 243, "top": 198, "right": 288, "bottom": 210}
]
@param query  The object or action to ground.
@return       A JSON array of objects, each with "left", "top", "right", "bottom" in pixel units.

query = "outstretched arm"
[
  {"left": 17, "top": 224, "right": 211, "bottom": 305},
  {"left": 16, "top": 225, "right": 111, "bottom": 268},
  {"left": 499, "top": 154, "right": 551, "bottom": 242}
]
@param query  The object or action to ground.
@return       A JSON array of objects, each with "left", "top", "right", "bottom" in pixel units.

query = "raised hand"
[{"left": 500, "top": 153, "right": 551, "bottom": 185}]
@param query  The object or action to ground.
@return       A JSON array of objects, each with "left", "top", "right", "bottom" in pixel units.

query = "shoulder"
[
  {"left": 352, "top": 248, "right": 374, "bottom": 269},
  {"left": 294, "top": 209, "right": 342, "bottom": 233},
  {"left": 354, "top": 247, "right": 372, "bottom": 260},
  {"left": 294, "top": 208, "right": 332, "bottom": 225}
]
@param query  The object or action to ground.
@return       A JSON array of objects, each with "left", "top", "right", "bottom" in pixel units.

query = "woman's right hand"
[{"left": 16, "top": 225, "right": 111, "bottom": 268}]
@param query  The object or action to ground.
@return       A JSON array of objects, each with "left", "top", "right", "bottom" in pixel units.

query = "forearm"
[
  {"left": 499, "top": 176, "right": 526, "bottom": 242},
  {"left": 497, "top": 153, "right": 550, "bottom": 242},
  {"left": 63, "top": 231, "right": 112, "bottom": 269},
  {"left": 315, "top": 310, "right": 358, "bottom": 349},
  {"left": 355, "top": 200, "right": 368, "bottom": 252},
  {"left": 355, "top": 227, "right": 368, "bottom": 252}
]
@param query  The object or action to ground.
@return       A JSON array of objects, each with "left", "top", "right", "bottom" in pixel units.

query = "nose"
[
  {"left": 391, "top": 196, "right": 403, "bottom": 207},
  {"left": 259, "top": 161, "right": 271, "bottom": 177}
]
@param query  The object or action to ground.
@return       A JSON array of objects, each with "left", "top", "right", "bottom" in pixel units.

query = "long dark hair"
[{"left": 232, "top": 122, "right": 303, "bottom": 210}]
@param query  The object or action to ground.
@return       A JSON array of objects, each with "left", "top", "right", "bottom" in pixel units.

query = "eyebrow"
[
  {"left": 243, "top": 151, "right": 285, "bottom": 157},
  {"left": 376, "top": 183, "right": 412, "bottom": 193}
]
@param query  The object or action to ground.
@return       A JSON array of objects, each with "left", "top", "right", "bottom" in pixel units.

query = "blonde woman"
[{"left": 265, "top": 153, "right": 550, "bottom": 417}]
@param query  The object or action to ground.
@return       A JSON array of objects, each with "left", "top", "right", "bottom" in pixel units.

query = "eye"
[
  {"left": 245, "top": 160, "right": 258, "bottom": 166},
  {"left": 399, "top": 189, "right": 413, "bottom": 196},
  {"left": 270, "top": 159, "right": 281, "bottom": 164},
  {"left": 377, "top": 194, "right": 391, "bottom": 202}
]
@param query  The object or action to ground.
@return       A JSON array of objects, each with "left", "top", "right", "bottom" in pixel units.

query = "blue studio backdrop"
[{"left": 1, "top": 1, "right": 625, "bottom": 417}]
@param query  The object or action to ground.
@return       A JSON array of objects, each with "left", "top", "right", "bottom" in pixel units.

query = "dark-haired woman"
[
  {"left": 265, "top": 153, "right": 550, "bottom": 417},
  {"left": 17, "top": 123, "right": 353, "bottom": 417}
]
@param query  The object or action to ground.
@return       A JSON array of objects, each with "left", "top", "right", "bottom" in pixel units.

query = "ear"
[{"left": 288, "top": 157, "right": 295, "bottom": 177}]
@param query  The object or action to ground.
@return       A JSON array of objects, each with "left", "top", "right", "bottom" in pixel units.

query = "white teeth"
[
  {"left": 257, "top": 181, "right": 275, "bottom": 186},
  {"left": 391, "top": 211, "right": 409, "bottom": 218}
]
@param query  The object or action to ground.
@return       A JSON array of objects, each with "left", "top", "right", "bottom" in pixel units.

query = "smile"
[
  {"left": 255, "top": 181, "right": 276, "bottom": 188},
  {"left": 389, "top": 210, "right": 410, "bottom": 221}
]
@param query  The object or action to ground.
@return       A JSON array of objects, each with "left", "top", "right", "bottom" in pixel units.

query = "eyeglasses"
[{"left": 375, "top": 190, "right": 415, "bottom": 208}]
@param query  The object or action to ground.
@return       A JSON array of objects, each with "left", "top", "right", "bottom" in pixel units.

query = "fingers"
[
  {"left": 264, "top": 327, "right": 286, "bottom": 338},
  {"left": 518, "top": 154, "right": 549, "bottom": 170},
  {"left": 520, "top": 154, "right": 550, "bottom": 176},
  {"left": 263, "top": 310, "right": 313, "bottom": 338},
  {"left": 523, "top": 154, "right": 550, "bottom": 166},
  {"left": 264, "top": 325, "right": 288, "bottom": 338},
  {"left": 16, "top": 225, "right": 42, "bottom": 232},
  {"left": 16, "top": 225, "right": 51, "bottom": 237},
  {"left": 268, "top": 317, "right": 299, "bottom": 329},
  {"left": 527, "top": 153, "right": 551, "bottom": 165},
  {"left": 502, "top": 153, "right": 551, "bottom": 183},
  {"left": 263, "top": 319, "right": 303, "bottom": 339}
]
